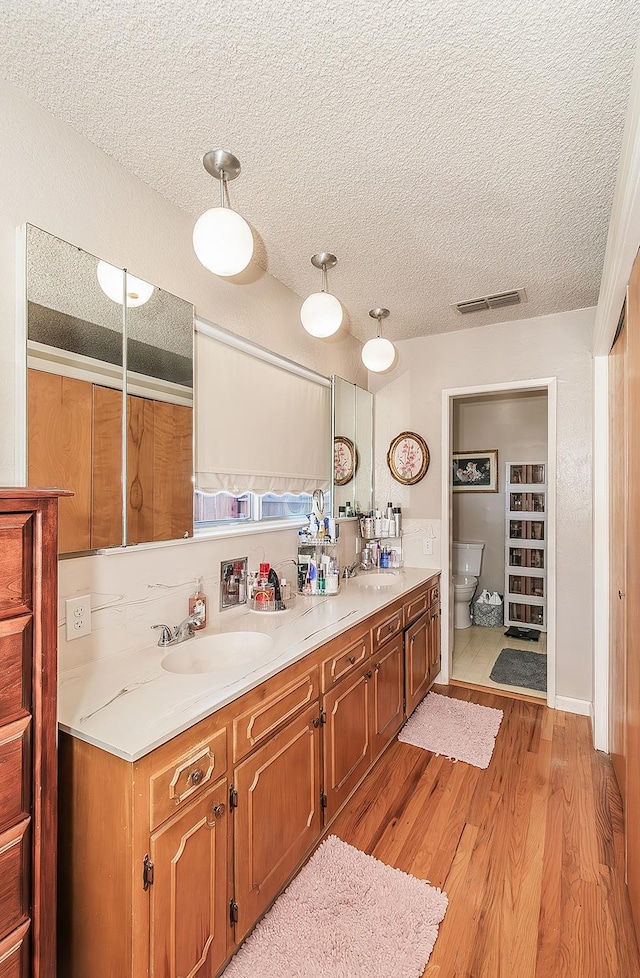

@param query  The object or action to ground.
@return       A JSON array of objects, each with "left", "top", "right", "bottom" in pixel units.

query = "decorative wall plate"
[
  {"left": 387, "top": 431, "right": 430, "bottom": 485},
  {"left": 334, "top": 436, "right": 357, "bottom": 485}
]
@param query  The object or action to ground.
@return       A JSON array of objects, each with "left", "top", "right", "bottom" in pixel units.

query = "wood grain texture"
[
  {"left": 330, "top": 685, "right": 640, "bottom": 978},
  {"left": 27, "top": 371, "right": 91, "bottom": 553},
  {"left": 609, "top": 313, "right": 627, "bottom": 799},
  {"left": 91, "top": 384, "right": 123, "bottom": 549},
  {"left": 151, "top": 401, "right": 193, "bottom": 542}
]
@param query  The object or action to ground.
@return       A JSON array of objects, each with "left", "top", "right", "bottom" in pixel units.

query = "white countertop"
[{"left": 58, "top": 567, "right": 439, "bottom": 762}]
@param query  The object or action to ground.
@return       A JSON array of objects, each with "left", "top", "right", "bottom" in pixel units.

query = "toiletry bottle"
[
  {"left": 393, "top": 507, "right": 402, "bottom": 536},
  {"left": 189, "top": 578, "right": 207, "bottom": 629}
]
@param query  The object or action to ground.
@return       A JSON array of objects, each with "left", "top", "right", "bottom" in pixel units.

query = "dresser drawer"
[
  {"left": 372, "top": 609, "right": 403, "bottom": 652},
  {"left": 0, "top": 920, "right": 29, "bottom": 978},
  {"left": 233, "top": 665, "right": 319, "bottom": 763},
  {"left": 0, "top": 618, "right": 32, "bottom": 727},
  {"left": 149, "top": 726, "right": 227, "bottom": 830},
  {"left": 0, "top": 819, "right": 30, "bottom": 944},
  {"left": 321, "top": 633, "right": 371, "bottom": 691},
  {"left": 0, "top": 718, "right": 31, "bottom": 834},
  {"left": 0, "top": 514, "right": 33, "bottom": 621}
]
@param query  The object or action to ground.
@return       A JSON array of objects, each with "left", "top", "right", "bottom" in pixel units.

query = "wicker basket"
[{"left": 472, "top": 596, "right": 504, "bottom": 627}]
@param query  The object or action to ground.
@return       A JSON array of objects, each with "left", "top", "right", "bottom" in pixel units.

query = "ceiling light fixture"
[
  {"left": 300, "top": 253, "right": 343, "bottom": 338},
  {"left": 96, "top": 260, "right": 154, "bottom": 307},
  {"left": 361, "top": 308, "right": 396, "bottom": 372},
  {"left": 193, "top": 150, "right": 254, "bottom": 277}
]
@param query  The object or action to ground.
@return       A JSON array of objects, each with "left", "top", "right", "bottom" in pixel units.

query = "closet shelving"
[{"left": 504, "top": 462, "right": 547, "bottom": 631}]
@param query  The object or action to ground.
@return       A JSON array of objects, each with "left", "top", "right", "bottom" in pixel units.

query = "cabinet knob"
[
  {"left": 365, "top": 669, "right": 373, "bottom": 679},
  {"left": 619, "top": 590, "right": 625, "bottom": 599},
  {"left": 347, "top": 655, "right": 356, "bottom": 664},
  {"left": 312, "top": 717, "right": 320, "bottom": 728},
  {"left": 388, "top": 623, "right": 395, "bottom": 632},
  {"left": 189, "top": 768, "right": 204, "bottom": 786},
  {"left": 213, "top": 803, "right": 226, "bottom": 819}
]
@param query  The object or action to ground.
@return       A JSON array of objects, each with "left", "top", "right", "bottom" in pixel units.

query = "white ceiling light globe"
[
  {"left": 193, "top": 206, "right": 254, "bottom": 277},
  {"left": 361, "top": 336, "right": 396, "bottom": 372},
  {"left": 300, "top": 291, "right": 343, "bottom": 338},
  {"left": 97, "top": 260, "right": 153, "bottom": 307}
]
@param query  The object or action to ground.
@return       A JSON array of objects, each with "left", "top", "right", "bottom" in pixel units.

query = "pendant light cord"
[{"left": 220, "top": 172, "right": 226, "bottom": 208}]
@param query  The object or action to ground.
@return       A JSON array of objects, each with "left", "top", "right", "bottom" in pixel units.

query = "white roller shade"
[{"left": 195, "top": 320, "right": 331, "bottom": 494}]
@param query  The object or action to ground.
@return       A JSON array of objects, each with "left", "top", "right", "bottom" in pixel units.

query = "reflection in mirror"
[
  {"left": 25, "top": 225, "right": 194, "bottom": 554},
  {"left": 331, "top": 376, "right": 373, "bottom": 515}
]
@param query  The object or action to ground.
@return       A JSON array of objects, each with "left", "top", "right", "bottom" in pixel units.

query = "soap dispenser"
[{"left": 189, "top": 578, "right": 207, "bottom": 629}]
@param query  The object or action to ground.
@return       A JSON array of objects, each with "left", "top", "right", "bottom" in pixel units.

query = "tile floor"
[{"left": 452, "top": 624, "right": 547, "bottom": 699}]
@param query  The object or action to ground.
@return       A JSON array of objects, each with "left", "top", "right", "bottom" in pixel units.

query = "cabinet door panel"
[
  {"left": 150, "top": 778, "right": 229, "bottom": 978},
  {"left": 405, "top": 612, "right": 430, "bottom": 717},
  {"left": 371, "top": 635, "right": 404, "bottom": 760},
  {"left": 152, "top": 401, "right": 193, "bottom": 543},
  {"left": 234, "top": 704, "right": 321, "bottom": 941},
  {"left": 0, "top": 819, "right": 30, "bottom": 943},
  {"left": 323, "top": 660, "right": 373, "bottom": 822},
  {"left": 0, "top": 921, "right": 29, "bottom": 978},
  {"left": 0, "top": 719, "right": 31, "bottom": 834},
  {"left": 428, "top": 608, "right": 441, "bottom": 687}
]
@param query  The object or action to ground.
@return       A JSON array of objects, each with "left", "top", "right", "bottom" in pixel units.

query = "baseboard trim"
[{"left": 555, "top": 695, "right": 591, "bottom": 717}]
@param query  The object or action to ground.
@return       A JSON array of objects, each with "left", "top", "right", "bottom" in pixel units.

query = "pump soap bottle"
[{"left": 189, "top": 578, "right": 207, "bottom": 629}]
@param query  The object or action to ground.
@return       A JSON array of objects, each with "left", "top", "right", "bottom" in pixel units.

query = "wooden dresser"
[{"left": 0, "top": 489, "right": 67, "bottom": 978}]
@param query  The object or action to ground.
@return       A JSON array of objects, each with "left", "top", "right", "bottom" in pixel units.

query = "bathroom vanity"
[{"left": 57, "top": 568, "right": 440, "bottom": 978}]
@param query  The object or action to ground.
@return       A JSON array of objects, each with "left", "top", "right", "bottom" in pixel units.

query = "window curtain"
[{"left": 195, "top": 320, "right": 331, "bottom": 495}]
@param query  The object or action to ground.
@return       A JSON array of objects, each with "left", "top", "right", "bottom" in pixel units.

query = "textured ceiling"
[{"left": 1, "top": 0, "right": 638, "bottom": 343}]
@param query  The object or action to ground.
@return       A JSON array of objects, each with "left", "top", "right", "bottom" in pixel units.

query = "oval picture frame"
[
  {"left": 334, "top": 436, "right": 358, "bottom": 486},
  {"left": 387, "top": 431, "right": 430, "bottom": 485}
]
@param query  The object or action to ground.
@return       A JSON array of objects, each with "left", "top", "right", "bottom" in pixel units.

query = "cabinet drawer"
[
  {"left": 0, "top": 618, "right": 31, "bottom": 726},
  {"left": 0, "top": 920, "right": 29, "bottom": 978},
  {"left": 372, "top": 609, "right": 403, "bottom": 652},
  {"left": 321, "top": 633, "right": 371, "bottom": 691},
  {"left": 429, "top": 581, "right": 440, "bottom": 609},
  {"left": 0, "top": 718, "right": 31, "bottom": 835},
  {"left": 233, "top": 666, "right": 319, "bottom": 763},
  {"left": 0, "top": 515, "right": 33, "bottom": 622},
  {"left": 150, "top": 726, "right": 227, "bottom": 830},
  {"left": 0, "top": 819, "right": 30, "bottom": 944},
  {"left": 403, "top": 590, "right": 429, "bottom": 628}
]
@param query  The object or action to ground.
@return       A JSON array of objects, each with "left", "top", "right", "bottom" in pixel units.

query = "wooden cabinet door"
[
  {"left": 149, "top": 777, "right": 229, "bottom": 978},
  {"left": 233, "top": 703, "right": 321, "bottom": 942},
  {"left": 609, "top": 313, "right": 627, "bottom": 800},
  {"left": 428, "top": 606, "right": 441, "bottom": 687},
  {"left": 27, "top": 370, "right": 92, "bottom": 553},
  {"left": 91, "top": 385, "right": 123, "bottom": 550},
  {"left": 322, "top": 658, "right": 373, "bottom": 823},
  {"left": 371, "top": 634, "right": 404, "bottom": 760},
  {"left": 405, "top": 611, "right": 431, "bottom": 717},
  {"left": 152, "top": 401, "right": 193, "bottom": 543}
]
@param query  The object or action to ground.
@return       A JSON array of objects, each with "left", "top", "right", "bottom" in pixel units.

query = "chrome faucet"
[
  {"left": 343, "top": 561, "right": 360, "bottom": 579},
  {"left": 152, "top": 613, "right": 203, "bottom": 647}
]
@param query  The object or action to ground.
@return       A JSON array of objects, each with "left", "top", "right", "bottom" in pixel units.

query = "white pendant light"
[
  {"left": 300, "top": 252, "right": 343, "bottom": 338},
  {"left": 361, "top": 308, "right": 396, "bottom": 372},
  {"left": 97, "top": 260, "right": 154, "bottom": 307},
  {"left": 193, "top": 150, "right": 254, "bottom": 277}
]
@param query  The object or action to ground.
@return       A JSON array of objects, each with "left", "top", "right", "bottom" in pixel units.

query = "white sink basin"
[
  {"left": 161, "top": 631, "right": 275, "bottom": 675},
  {"left": 354, "top": 572, "right": 399, "bottom": 588}
]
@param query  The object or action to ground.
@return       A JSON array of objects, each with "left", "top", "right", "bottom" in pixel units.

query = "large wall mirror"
[
  {"left": 332, "top": 376, "right": 373, "bottom": 515},
  {"left": 23, "top": 225, "right": 194, "bottom": 555}
]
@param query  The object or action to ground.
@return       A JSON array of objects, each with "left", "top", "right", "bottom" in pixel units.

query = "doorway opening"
[{"left": 440, "top": 379, "right": 557, "bottom": 706}]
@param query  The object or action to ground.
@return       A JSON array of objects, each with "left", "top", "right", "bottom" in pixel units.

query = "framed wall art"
[
  {"left": 452, "top": 450, "right": 498, "bottom": 492},
  {"left": 387, "top": 431, "right": 430, "bottom": 485},
  {"left": 334, "top": 435, "right": 358, "bottom": 486}
]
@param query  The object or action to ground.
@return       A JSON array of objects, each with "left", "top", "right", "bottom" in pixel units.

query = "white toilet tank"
[{"left": 452, "top": 541, "right": 485, "bottom": 576}]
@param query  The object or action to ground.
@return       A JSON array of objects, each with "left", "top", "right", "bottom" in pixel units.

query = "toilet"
[{"left": 452, "top": 541, "right": 485, "bottom": 629}]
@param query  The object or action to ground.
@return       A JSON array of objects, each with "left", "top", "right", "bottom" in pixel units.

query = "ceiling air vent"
[{"left": 454, "top": 288, "right": 527, "bottom": 315}]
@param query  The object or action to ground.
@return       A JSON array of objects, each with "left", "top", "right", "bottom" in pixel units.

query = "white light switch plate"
[
  {"left": 65, "top": 594, "right": 91, "bottom": 641},
  {"left": 422, "top": 538, "right": 433, "bottom": 555}
]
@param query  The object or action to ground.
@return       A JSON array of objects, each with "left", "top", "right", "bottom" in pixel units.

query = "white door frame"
[{"left": 440, "top": 377, "right": 557, "bottom": 707}]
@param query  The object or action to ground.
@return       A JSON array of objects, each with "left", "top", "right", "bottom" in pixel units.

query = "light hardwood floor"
[{"left": 330, "top": 684, "right": 639, "bottom": 977}]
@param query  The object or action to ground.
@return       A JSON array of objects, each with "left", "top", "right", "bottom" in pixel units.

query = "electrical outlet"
[
  {"left": 65, "top": 594, "right": 91, "bottom": 641},
  {"left": 422, "top": 538, "right": 433, "bottom": 556}
]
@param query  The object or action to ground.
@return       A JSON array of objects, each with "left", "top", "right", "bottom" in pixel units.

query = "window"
[{"left": 194, "top": 490, "right": 317, "bottom": 529}]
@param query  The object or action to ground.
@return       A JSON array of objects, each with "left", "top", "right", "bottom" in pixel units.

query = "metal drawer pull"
[
  {"left": 347, "top": 655, "right": 356, "bottom": 664},
  {"left": 213, "top": 803, "right": 226, "bottom": 818},
  {"left": 312, "top": 717, "right": 320, "bottom": 727},
  {"left": 388, "top": 622, "right": 395, "bottom": 631},
  {"left": 189, "top": 768, "right": 205, "bottom": 786},
  {"left": 365, "top": 669, "right": 373, "bottom": 679}
]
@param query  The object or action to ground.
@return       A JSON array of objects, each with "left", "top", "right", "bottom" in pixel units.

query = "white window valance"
[{"left": 195, "top": 319, "right": 331, "bottom": 495}]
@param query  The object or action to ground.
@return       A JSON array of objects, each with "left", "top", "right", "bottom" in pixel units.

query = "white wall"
[
  {"left": 370, "top": 307, "right": 594, "bottom": 704},
  {"left": 453, "top": 391, "right": 548, "bottom": 594},
  {"left": 0, "top": 78, "right": 366, "bottom": 664}
]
